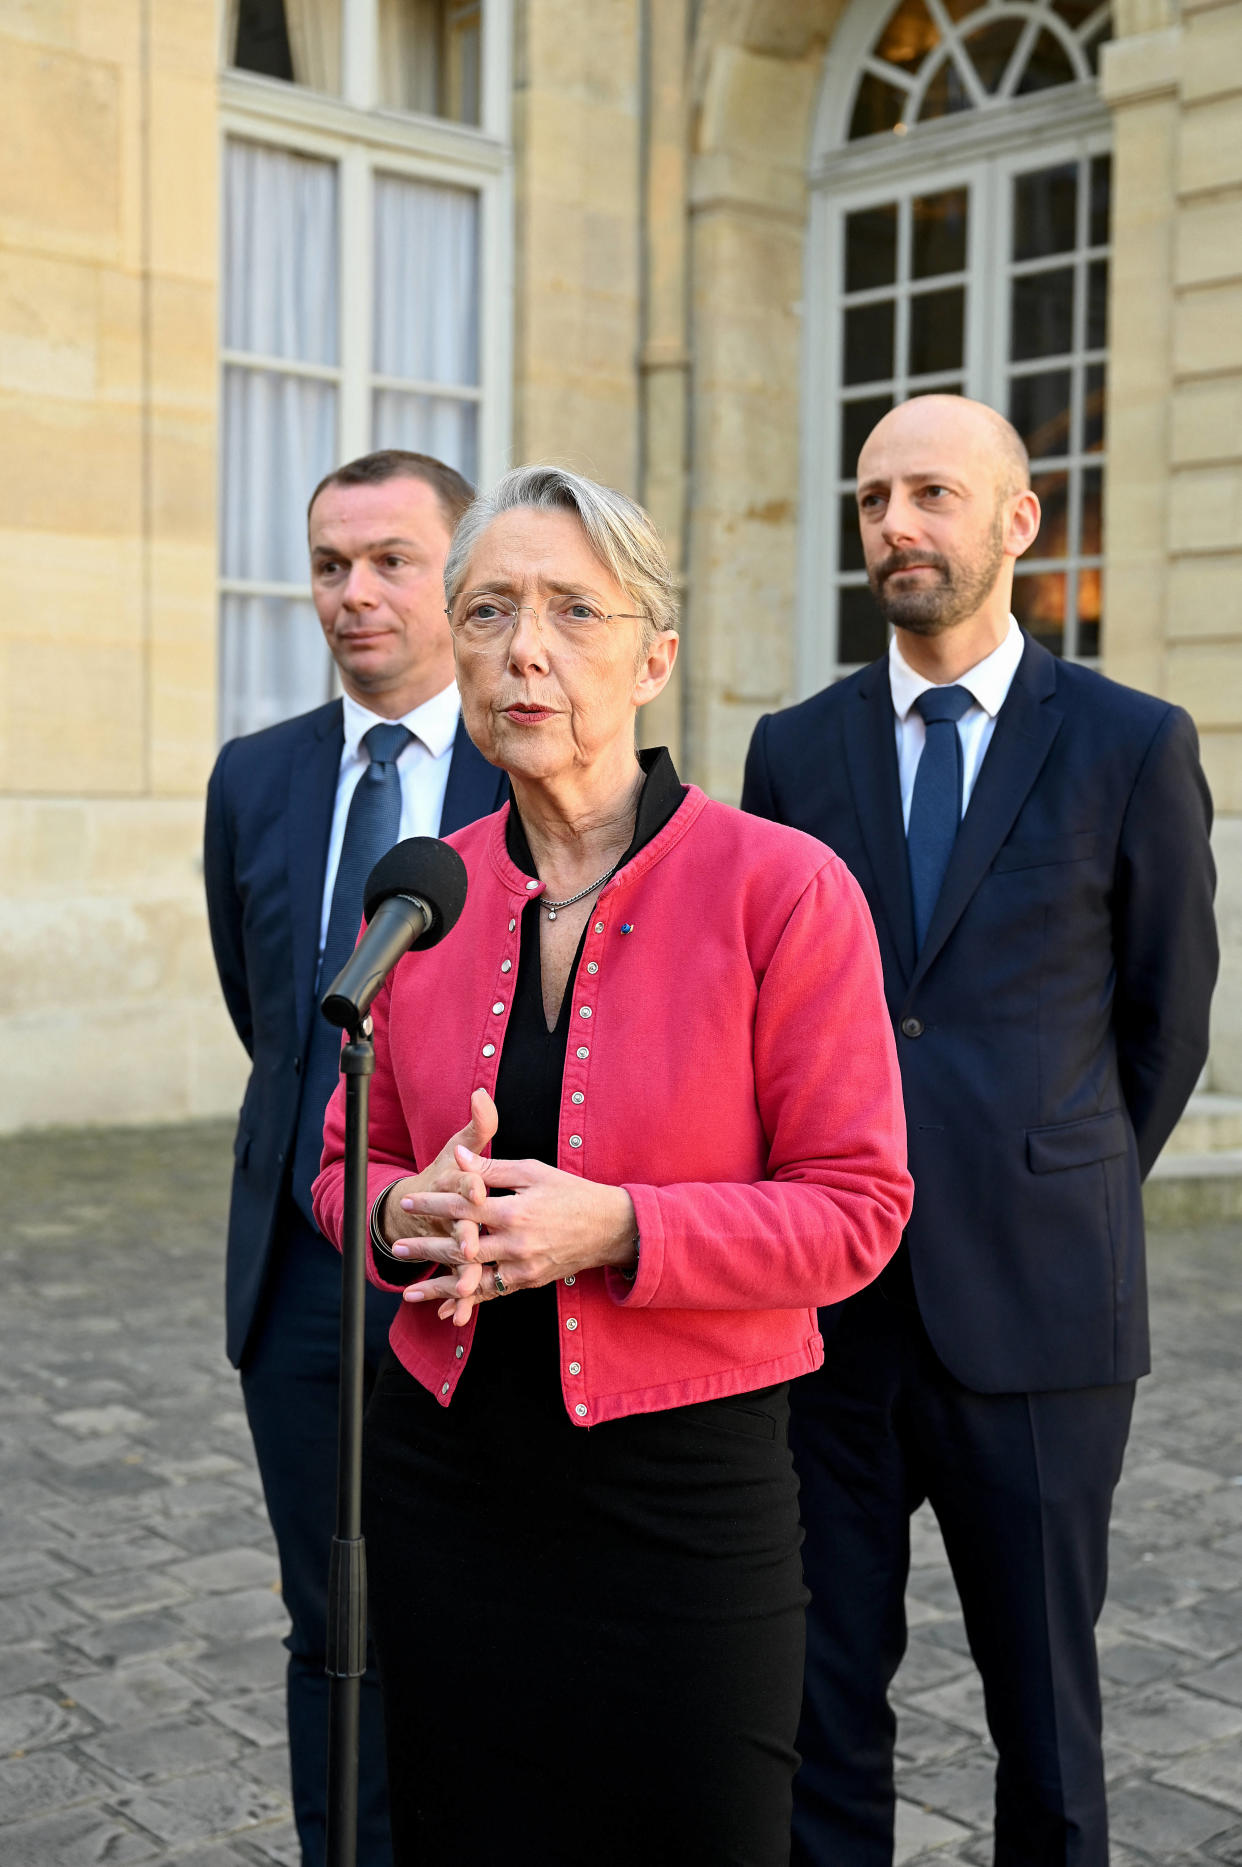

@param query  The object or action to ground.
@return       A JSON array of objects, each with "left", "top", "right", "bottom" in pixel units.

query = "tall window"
[
  {"left": 802, "top": 0, "right": 1111, "bottom": 690},
  {"left": 219, "top": 0, "right": 510, "bottom": 739}
]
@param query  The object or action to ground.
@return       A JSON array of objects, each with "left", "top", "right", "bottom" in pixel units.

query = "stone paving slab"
[{"left": 0, "top": 1120, "right": 1238, "bottom": 1863}]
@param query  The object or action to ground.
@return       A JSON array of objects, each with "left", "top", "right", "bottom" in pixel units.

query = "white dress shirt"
[
  {"left": 889, "top": 617, "right": 1025, "bottom": 830},
  {"left": 318, "top": 681, "right": 462, "bottom": 958}
]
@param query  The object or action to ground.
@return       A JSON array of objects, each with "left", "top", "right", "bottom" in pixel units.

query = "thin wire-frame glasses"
[{"left": 448, "top": 593, "right": 647, "bottom": 640}]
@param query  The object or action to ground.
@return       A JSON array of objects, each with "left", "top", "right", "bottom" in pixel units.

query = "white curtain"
[
  {"left": 220, "top": 140, "right": 340, "bottom": 739},
  {"left": 371, "top": 173, "right": 479, "bottom": 481},
  {"left": 286, "top": 0, "right": 343, "bottom": 93}
]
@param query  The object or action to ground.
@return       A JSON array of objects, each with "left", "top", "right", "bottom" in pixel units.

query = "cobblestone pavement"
[{"left": 0, "top": 1121, "right": 1238, "bottom": 1865}]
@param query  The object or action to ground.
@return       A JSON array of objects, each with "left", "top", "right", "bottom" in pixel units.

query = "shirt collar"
[
  {"left": 889, "top": 616, "right": 1024, "bottom": 722},
  {"left": 340, "top": 680, "right": 461, "bottom": 762},
  {"left": 505, "top": 746, "right": 687, "bottom": 879}
]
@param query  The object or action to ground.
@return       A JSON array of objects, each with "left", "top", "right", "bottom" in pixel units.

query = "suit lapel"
[
  {"left": 439, "top": 713, "right": 506, "bottom": 836},
  {"left": 909, "top": 635, "right": 1063, "bottom": 992},
  {"left": 288, "top": 700, "right": 345, "bottom": 1047},
  {"left": 845, "top": 664, "right": 916, "bottom": 984}
]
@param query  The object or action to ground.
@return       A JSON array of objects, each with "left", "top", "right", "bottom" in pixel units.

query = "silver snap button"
[
  {"left": 455, "top": 1345, "right": 464, "bottom": 1358},
  {"left": 482, "top": 1044, "right": 495, "bottom": 1057},
  {"left": 508, "top": 918, "right": 516, "bottom": 931},
  {"left": 576, "top": 1046, "right": 589, "bottom": 1059},
  {"left": 587, "top": 961, "right": 598, "bottom": 974},
  {"left": 525, "top": 879, "right": 539, "bottom": 892},
  {"left": 500, "top": 959, "right": 512, "bottom": 973},
  {"left": 492, "top": 1001, "right": 505, "bottom": 1015},
  {"left": 441, "top": 1383, "right": 450, "bottom": 1395},
  {"left": 569, "top": 1135, "right": 582, "bottom": 1148},
  {"left": 569, "top": 1360, "right": 581, "bottom": 1375},
  {"left": 564, "top": 1275, "right": 576, "bottom": 1286},
  {"left": 571, "top": 1091, "right": 584, "bottom": 1105},
  {"left": 575, "top": 1403, "right": 588, "bottom": 1418},
  {"left": 594, "top": 922, "right": 604, "bottom": 933},
  {"left": 566, "top": 1317, "right": 578, "bottom": 1331},
  {"left": 579, "top": 1006, "right": 592, "bottom": 1019}
]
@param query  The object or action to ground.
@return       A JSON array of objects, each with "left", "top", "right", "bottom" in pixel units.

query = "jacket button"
[
  {"left": 441, "top": 1383, "right": 450, "bottom": 1395},
  {"left": 569, "top": 1135, "right": 582, "bottom": 1148},
  {"left": 500, "top": 959, "right": 512, "bottom": 973},
  {"left": 900, "top": 1016, "right": 925, "bottom": 1039},
  {"left": 455, "top": 1345, "right": 464, "bottom": 1358},
  {"left": 594, "top": 922, "right": 604, "bottom": 934},
  {"left": 569, "top": 1360, "right": 581, "bottom": 1375},
  {"left": 575, "top": 1403, "right": 588, "bottom": 1418},
  {"left": 566, "top": 1317, "right": 579, "bottom": 1331}
]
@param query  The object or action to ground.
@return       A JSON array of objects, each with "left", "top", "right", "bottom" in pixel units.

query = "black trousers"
[
  {"left": 240, "top": 1205, "right": 399, "bottom": 1867},
  {"left": 792, "top": 1279, "right": 1134, "bottom": 1867},
  {"left": 362, "top": 1346, "right": 807, "bottom": 1867}
]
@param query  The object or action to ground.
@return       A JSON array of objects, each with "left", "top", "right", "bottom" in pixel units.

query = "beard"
[{"left": 868, "top": 510, "right": 1007, "bottom": 636}]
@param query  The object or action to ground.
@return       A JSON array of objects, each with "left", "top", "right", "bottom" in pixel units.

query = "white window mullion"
[
  {"left": 342, "top": 0, "right": 379, "bottom": 111},
  {"left": 477, "top": 166, "right": 515, "bottom": 485},
  {"left": 339, "top": 146, "right": 373, "bottom": 460}
]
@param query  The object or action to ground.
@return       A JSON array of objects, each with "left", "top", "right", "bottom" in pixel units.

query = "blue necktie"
[
  {"left": 907, "top": 685, "right": 973, "bottom": 952},
  {"left": 291, "top": 722, "right": 413, "bottom": 1224}
]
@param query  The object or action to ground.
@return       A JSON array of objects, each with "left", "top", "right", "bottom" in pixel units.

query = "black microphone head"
[{"left": 363, "top": 837, "right": 468, "bottom": 950}]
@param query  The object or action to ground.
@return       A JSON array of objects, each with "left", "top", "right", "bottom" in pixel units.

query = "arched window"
[{"left": 801, "top": 0, "right": 1112, "bottom": 692}]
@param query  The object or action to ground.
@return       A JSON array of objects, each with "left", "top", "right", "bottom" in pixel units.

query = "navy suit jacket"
[
  {"left": 204, "top": 698, "right": 508, "bottom": 1367},
  {"left": 742, "top": 635, "right": 1217, "bottom": 1394}
]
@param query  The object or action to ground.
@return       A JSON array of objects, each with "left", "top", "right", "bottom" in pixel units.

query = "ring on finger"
[{"left": 493, "top": 1267, "right": 509, "bottom": 1297}]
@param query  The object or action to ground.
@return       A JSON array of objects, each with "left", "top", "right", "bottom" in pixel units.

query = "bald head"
[{"left": 859, "top": 396, "right": 1029, "bottom": 502}]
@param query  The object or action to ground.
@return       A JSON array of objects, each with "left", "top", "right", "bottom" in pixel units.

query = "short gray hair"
[{"left": 444, "top": 465, "right": 679, "bottom": 646}]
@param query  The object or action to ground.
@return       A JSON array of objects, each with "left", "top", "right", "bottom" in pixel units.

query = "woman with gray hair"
[{"left": 314, "top": 465, "right": 912, "bottom": 1864}]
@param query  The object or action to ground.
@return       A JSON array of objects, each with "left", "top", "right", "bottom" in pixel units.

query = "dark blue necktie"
[
  {"left": 906, "top": 685, "right": 973, "bottom": 952},
  {"left": 291, "top": 721, "right": 413, "bottom": 1223}
]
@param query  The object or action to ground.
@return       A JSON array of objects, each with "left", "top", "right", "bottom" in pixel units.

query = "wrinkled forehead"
[{"left": 463, "top": 506, "right": 616, "bottom": 592}]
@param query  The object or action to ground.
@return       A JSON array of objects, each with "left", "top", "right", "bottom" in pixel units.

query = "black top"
[{"left": 461, "top": 747, "right": 686, "bottom": 1411}]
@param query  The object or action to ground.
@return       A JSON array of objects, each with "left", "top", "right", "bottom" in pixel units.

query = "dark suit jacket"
[
  {"left": 204, "top": 698, "right": 508, "bottom": 1367},
  {"left": 742, "top": 634, "right": 1217, "bottom": 1394}
]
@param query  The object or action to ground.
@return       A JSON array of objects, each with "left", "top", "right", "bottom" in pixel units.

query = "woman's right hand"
[{"left": 377, "top": 1088, "right": 499, "bottom": 1248}]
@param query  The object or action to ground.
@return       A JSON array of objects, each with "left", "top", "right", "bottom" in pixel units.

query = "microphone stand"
[{"left": 325, "top": 1015, "right": 374, "bottom": 1867}]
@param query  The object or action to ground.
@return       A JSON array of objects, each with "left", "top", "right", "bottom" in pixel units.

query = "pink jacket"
[{"left": 314, "top": 788, "right": 912, "bottom": 1426}]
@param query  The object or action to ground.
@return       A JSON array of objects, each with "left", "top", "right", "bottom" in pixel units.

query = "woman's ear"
[{"left": 634, "top": 630, "right": 679, "bottom": 710}]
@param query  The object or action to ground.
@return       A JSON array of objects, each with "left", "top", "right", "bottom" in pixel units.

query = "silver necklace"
[{"left": 541, "top": 862, "right": 620, "bottom": 921}]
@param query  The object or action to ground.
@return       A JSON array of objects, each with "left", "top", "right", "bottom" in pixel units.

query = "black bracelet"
[{"left": 368, "top": 1183, "right": 430, "bottom": 1287}]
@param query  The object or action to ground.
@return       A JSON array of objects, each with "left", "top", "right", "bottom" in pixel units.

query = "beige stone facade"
[{"left": 1, "top": 0, "right": 1238, "bottom": 1130}]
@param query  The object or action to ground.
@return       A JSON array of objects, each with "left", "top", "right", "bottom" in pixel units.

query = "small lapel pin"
[{"left": 620, "top": 923, "right": 634, "bottom": 935}]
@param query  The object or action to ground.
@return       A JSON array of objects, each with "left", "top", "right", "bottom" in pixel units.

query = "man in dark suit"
[
  {"left": 742, "top": 396, "right": 1217, "bottom": 1867},
  {"left": 204, "top": 450, "right": 505, "bottom": 1867}
]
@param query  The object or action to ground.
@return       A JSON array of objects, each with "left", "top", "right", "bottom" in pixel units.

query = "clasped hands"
[{"left": 378, "top": 1088, "right": 639, "bottom": 1326}]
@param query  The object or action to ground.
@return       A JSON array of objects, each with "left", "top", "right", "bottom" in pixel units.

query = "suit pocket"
[
  {"left": 1027, "top": 1108, "right": 1129, "bottom": 1174},
  {"left": 993, "top": 831, "right": 1098, "bottom": 873}
]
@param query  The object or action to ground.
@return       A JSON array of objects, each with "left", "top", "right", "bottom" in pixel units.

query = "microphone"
[{"left": 320, "top": 837, "right": 468, "bottom": 1037}]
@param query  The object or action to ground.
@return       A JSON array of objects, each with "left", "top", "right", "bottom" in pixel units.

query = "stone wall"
[
  {"left": 1103, "top": 0, "right": 1242, "bottom": 1090},
  {"left": 0, "top": 2, "right": 241, "bottom": 1129}
]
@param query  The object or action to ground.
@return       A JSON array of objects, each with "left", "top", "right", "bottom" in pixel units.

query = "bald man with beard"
[{"left": 742, "top": 397, "right": 1217, "bottom": 1867}]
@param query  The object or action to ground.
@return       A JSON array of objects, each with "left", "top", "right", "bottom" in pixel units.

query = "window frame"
[{"left": 217, "top": 0, "right": 513, "bottom": 728}]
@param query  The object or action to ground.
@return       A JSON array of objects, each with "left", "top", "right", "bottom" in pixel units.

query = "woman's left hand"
[{"left": 393, "top": 1145, "right": 638, "bottom": 1324}]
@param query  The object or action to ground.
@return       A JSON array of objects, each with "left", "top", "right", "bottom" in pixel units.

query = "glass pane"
[
  {"left": 1015, "top": 28, "right": 1076, "bottom": 93},
  {"left": 1031, "top": 470, "right": 1069, "bottom": 557},
  {"left": 875, "top": 0, "right": 939, "bottom": 72},
  {"left": 373, "top": 176, "right": 480, "bottom": 385},
  {"left": 844, "top": 299, "right": 895, "bottom": 385},
  {"left": 841, "top": 394, "right": 894, "bottom": 474},
  {"left": 965, "top": 17, "right": 1025, "bottom": 91},
  {"left": 1084, "top": 363, "right": 1106, "bottom": 451},
  {"left": 912, "top": 188, "right": 968, "bottom": 278},
  {"left": 1052, "top": 0, "right": 1101, "bottom": 26},
  {"left": 219, "top": 595, "right": 334, "bottom": 742},
  {"left": 1011, "top": 266, "right": 1075, "bottom": 361},
  {"left": 846, "top": 205, "right": 899, "bottom": 291},
  {"left": 1077, "top": 571, "right": 1101, "bottom": 655},
  {"left": 233, "top": 0, "right": 294, "bottom": 80},
  {"left": 1013, "top": 164, "right": 1078, "bottom": 262},
  {"left": 372, "top": 390, "right": 478, "bottom": 485},
  {"left": 1010, "top": 369, "right": 1072, "bottom": 459},
  {"left": 909, "top": 285, "right": 965, "bottom": 375},
  {"left": 1090, "top": 154, "right": 1111, "bottom": 247},
  {"left": 850, "top": 73, "right": 906, "bottom": 139},
  {"left": 377, "top": 0, "right": 481, "bottom": 124},
  {"left": 1012, "top": 569, "right": 1066, "bottom": 654},
  {"left": 221, "top": 367, "right": 338, "bottom": 582},
  {"left": 919, "top": 54, "right": 974, "bottom": 120},
  {"left": 839, "top": 495, "right": 866, "bottom": 572},
  {"left": 224, "top": 143, "right": 339, "bottom": 365},
  {"left": 1081, "top": 466, "right": 1102, "bottom": 554},
  {"left": 941, "top": 0, "right": 980, "bottom": 17},
  {"left": 1087, "top": 259, "right": 1108, "bottom": 350},
  {"left": 838, "top": 585, "right": 888, "bottom": 664}
]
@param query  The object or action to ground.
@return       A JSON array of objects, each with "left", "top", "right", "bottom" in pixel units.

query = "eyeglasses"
[{"left": 448, "top": 593, "right": 647, "bottom": 641}]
